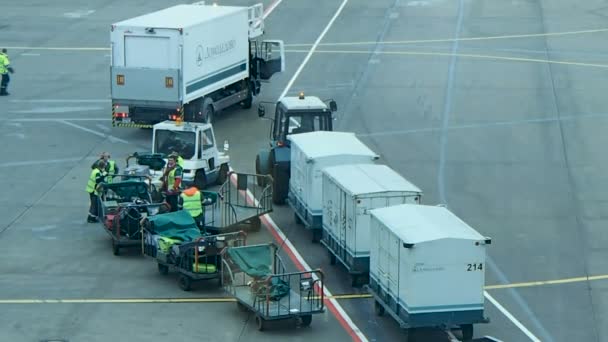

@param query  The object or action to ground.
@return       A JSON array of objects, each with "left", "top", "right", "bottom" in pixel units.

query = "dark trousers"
[
  {"left": 89, "top": 192, "right": 99, "bottom": 217},
  {"left": 166, "top": 194, "right": 179, "bottom": 212},
  {"left": 0, "top": 73, "right": 9, "bottom": 94}
]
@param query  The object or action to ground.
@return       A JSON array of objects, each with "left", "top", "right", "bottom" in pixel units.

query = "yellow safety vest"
[
  {"left": 167, "top": 167, "right": 181, "bottom": 190},
  {"left": 177, "top": 156, "right": 184, "bottom": 168},
  {"left": 86, "top": 169, "right": 102, "bottom": 195},
  {"left": 0, "top": 53, "right": 9, "bottom": 74},
  {"left": 180, "top": 191, "right": 202, "bottom": 217},
  {"left": 106, "top": 160, "right": 116, "bottom": 183}
]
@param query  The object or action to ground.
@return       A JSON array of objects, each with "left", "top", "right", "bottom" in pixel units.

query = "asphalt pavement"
[{"left": 2, "top": 0, "right": 608, "bottom": 341}]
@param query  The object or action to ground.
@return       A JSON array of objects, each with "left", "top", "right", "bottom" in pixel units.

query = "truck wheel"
[
  {"left": 460, "top": 324, "right": 474, "bottom": 341},
  {"left": 272, "top": 169, "right": 286, "bottom": 205},
  {"left": 216, "top": 164, "right": 229, "bottom": 185},
  {"left": 195, "top": 170, "right": 207, "bottom": 190},
  {"left": 198, "top": 98, "right": 215, "bottom": 124},
  {"left": 255, "top": 154, "right": 269, "bottom": 187}
]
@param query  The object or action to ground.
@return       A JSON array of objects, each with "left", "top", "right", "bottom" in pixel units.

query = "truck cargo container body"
[
  {"left": 110, "top": 3, "right": 284, "bottom": 128},
  {"left": 287, "top": 131, "right": 379, "bottom": 242},
  {"left": 367, "top": 204, "right": 491, "bottom": 339},
  {"left": 321, "top": 164, "right": 422, "bottom": 285}
]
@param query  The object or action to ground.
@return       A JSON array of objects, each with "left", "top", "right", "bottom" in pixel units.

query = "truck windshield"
[
  {"left": 285, "top": 114, "right": 331, "bottom": 135},
  {"left": 154, "top": 130, "right": 196, "bottom": 159}
]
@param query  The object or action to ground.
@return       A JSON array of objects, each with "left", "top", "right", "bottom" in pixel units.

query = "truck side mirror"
[
  {"left": 329, "top": 100, "right": 337, "bottom": 112},
  {"left": 258, "top": 103, "right": 266, "bottom": 117}
]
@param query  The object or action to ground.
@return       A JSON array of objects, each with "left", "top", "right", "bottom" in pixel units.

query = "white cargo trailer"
[
  {"left": 321, "top": 164, "right": 422, "bottom": 286},
  {"left": 110, "top": 2, "right": 285, "bottom": 127},
  {"left": 368, "top": 204, "right": 491, "bottom": 341},
  {"left": 287, "top": 131, "right": 379, "bottom": 242}
]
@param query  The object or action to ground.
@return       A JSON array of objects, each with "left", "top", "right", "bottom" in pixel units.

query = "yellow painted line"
[
  {"left": 4, "top": 27, "right": 608, "bottom": 52},
  {"left": 1, "top": 273, "right": 608, "bottom": 304},
  {"left": 286, "top": 28, "right": 608, "bottom": 47},
  {"left": 285, "top": 49, "right": 608, "bottom": 69}
]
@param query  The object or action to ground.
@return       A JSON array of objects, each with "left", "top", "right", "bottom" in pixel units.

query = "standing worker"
[
  {"left": 179, "top": 186, "right": 205, "bottom": 232},
  {"left": 161, "top": 155, "right": 183, "bottom": 212},
  {"left": 171, "top": 151, "right": 184, "bottom": 168},
  {"left": 99, "top": 152, "right": 118, "bottom": 183},
  {"left": 86, "top": 160, "right": 107, "bottom": 223},
  {"left": 0, "top": 48, "right": 14, "bottom": 96}
]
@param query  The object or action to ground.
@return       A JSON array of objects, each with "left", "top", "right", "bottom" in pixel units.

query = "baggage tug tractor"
[
  {"left": 255, "top": 93, "right": 337, "bottom": 204},
  {"left": 125, "top": 120, "right": 230, "bottom": 191},
  {"left": 110, "top": 2, "right": 285, "bottom": 127}
]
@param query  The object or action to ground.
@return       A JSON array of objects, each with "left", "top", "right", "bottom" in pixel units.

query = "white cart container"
[
  {"left": 368, "top": 204, "right": 491, "bottom": 340},
  {"left": 321, "top": 164, "right": 422, "bottom": 286},
  {"left": 287, "top": 131, "right": 379, "bottom": 242}
]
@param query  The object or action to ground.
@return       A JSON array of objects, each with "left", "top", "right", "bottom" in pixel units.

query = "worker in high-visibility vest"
[
  {"left": 86, "top": 160, "right": 107, "bottom": 223},
  {"left": 179, "top": 186, "right": 205, "bottom": 231},
  {"left": 93, "top": 152, "right": 119, "bottom": 183},
  {"left": 161, "top": 155, "right": 182, "bottom": 212},
  {"left": 0, "top": 48, "right": 14, "bottom": 96},
  {"left": 171, "top": 151, "right": 184, "bottom": 168}
]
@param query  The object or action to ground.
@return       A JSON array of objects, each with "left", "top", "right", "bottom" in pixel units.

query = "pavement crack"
[{"left": 535, "top": 2, "right": 601, "bottom": 341}]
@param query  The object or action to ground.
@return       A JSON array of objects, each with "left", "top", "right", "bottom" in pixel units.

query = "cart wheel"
[
  {"left": 294, "top": 212, "right": 302, "bottom": 225},
  {"left": 300, "top": 315, "right": 312, "bottom": 327},
  {"left": 328, "top": 251, "right": 337, "bottom": 265},
  {"left": 460, "top": 324, "right": 474, "bottom": 341},
  {"left": 236, "top": 301, "right": 248, "bottom": 312},
  {"left": 178, "top": 275, "right": 192, "bottom": 291},
  {"left": 249, "top": 216, "right": 261, "bottom": 232},
  {"left": 112, "top": 241, "right": 120, "bottom": 256},
  {"left": 157, "top": 264, "right": 169, "bottom": 276},
  {"left": 374, "top": 300, "right": 385, "bottom": 316},
  {"left": 311, "top": 230, "right": 321, "bottom": 243},
  {"left": 351, "top": 275, "right": 360, "bottom": 288},
  {"left": 255, "top": 315, "right": 265, "bottom": 331}
]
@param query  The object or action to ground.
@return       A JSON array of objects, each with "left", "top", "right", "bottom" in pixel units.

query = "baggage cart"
[{"left": 221, "top": 243, "right": 325, "bottom": 331}]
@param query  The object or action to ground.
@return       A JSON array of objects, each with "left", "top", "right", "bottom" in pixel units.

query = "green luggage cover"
[
  {"left": 226, "top": 245, "right": 273, "bottom": 278},
  {"left": 147, "top": 210, "right": 201, "bottom": 242}
]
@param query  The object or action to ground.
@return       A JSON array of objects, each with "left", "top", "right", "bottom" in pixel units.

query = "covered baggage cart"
[
  {"left": 97, "top": 175, "right": 169, "bottom": 255},
  {"left": 287, "top": 131, "right": 379, "bottom": 242},
  {"left": 321, "top": 164, "right": 422, "bottom": 286},
  {"left": 221, "top": 243, "right": 325, "bottom": 331},
  {"left": 367, "top": 204, "right": 491, "bottom": 341},
  {"left": 142, "top": 210, "right": 247, "bottom": 291}
]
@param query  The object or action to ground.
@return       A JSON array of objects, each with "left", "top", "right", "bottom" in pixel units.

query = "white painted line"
[
  {"left": 20, "top": 53, "right": 40, "bottom": 56},
  {"left": 277, "top": 0, "right": 349, "bottom": 100},
  {"left": 63, "top": 10, "right": 95, "bottom": 18},
  {"left": 58, "top": 120, "right": 129, "bottom": 144},
  {"left": 95, "top": 124, "right": 111, "bottom": 132},
  {"left": 485, "top": 291, "right": 542, "bottom": 341},
  {"left": 263, "top": 0, "right": 283, "bottom": 18},
  {"left": 6, "top": 133, "right": 26, "bottom": 140}
]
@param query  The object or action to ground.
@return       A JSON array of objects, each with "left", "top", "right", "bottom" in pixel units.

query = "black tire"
[
  {"left": 158, "top": 264, "right": 169, "bottom": 276},
  {"left": 294, "top": 212, "right": 302, "bottom": 225},
  {"left": 374, "top": 300, "right": 385, "bottom": 316},
  {"left": 216, "top": 164, "right": 229, "bottom": 185},
  {"left": 199, "top": 98, "right": 215, "bottom": 124},
  {"left": 249, "top": 216, "right": 261, "bottom": 232},
  {"left": 461, "top": 324, "right": 474, "bottom": 341},
  {"left": 271, "top": 167, "right": 286, "bottom": 205},
  {"left": 312, "top": 230, "right": 322, "bottom": 243},
  {"left": 255, "top": 315, "right": 265, "bottom": 331},
  {"left": 184, "top": 100, "right": 199, "bottom": 121},
  {"left": 240, "top": 85, "right": 253, "bottom": 109},
  {"left": 178, "top": 275, "right": 192, "bottom": 291},
  {"left": 300, "top": 315, "right": 312, "bottom": 327},
  {"left": 194, "top": 169, "right": 207, "bottom": 190},
  {"left": 328, "top": 251, "right": 337, "bottom": 265},
  {"left": 255, "top": 154, "right": 268, "bottom": 187}
]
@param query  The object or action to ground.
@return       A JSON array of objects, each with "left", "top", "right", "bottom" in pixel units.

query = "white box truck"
[
  {"left": 368, "top": 204, "right": 491, "bottom": 341},
  {"left": 287, "top": 131, "right": 379, "bottom": 242},
  {"left": 110, "top": 2, "right": 285, "bottom": 128},
  {"left": 321, "top": 164, "right": 422, "bottom": 286}
]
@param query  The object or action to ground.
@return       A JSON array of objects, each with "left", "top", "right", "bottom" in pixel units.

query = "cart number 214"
[{"left": 467, "top": 263, "right": 483, "bottom": 271}]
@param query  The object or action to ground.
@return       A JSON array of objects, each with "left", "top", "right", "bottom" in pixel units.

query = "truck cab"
[
  {"left": 255, "top": 93, "right": 337, "bottom": 204},
  {"left": 144, "top": 120, "right": 229, "bottom": 190}
]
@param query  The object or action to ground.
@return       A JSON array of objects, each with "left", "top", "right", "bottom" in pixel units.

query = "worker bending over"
[{"left": 86, "top": 160, "right": 107, "bottom": 223}]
